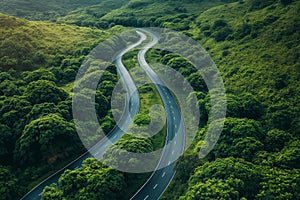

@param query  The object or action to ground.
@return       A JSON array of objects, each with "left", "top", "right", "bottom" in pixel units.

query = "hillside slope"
[
  {"left": 189, "top": 0, "right": 300, "bottom": 132},
  {"left": 0, "top": 0, "right": 106, "bottom": 20},
  {"left": 57, "top": 0, "right": 235, "bottom": 29},
  {"left": 0, "top": 14, "right": 123, "bottom": 71},
  {"left": 161, "top": 0, "right": 300, "bottom": 199}
]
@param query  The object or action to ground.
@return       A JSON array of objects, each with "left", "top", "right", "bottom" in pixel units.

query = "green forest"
[{"left": 0, "top": 0, "right": 299, "bottom": 199}]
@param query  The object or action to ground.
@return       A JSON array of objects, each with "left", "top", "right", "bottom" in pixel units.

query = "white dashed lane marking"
[
  {"left": 153, "top": 184, "right": 158, "bottom": 189},
  {"left": 162, "top": 172, "right": 166, "bottom": 178}
]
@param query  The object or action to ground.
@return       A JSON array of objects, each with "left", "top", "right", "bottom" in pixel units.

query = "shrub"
[{"left": 214, "top": 27, "right": 233, "bottom": 42}]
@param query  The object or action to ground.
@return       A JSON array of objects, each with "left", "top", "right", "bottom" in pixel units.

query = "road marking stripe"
[
  {"left": 144, "top": 195, "right": 149, "bottom": 200},
  {"left": 162, "top": 172, "right": 166, "bottom": 177},
  {"left": 175, "top": 141, "right": 177, "bottom": 145},
  {"left": 153, "top": 184, "right": 158, "bottom": 189},
  {"left": 172, "top": 151, "right": 174, "bottom": 155}
]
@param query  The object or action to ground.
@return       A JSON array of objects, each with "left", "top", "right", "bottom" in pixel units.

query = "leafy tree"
[
  {"left": 182, "top": 178, "right": 243, "bottom": 200},
  {"left": 257, "top": 167, "right": 300, "bottom": 199},
  {"left": 160, "top": 53, "right": 179, "bottom": 65},
  {"left": 98, "top": 80, "right": 116, "bottom": 97},
  {"left": 266, "top": 101, "right": 295, "bottom": 132},
  {"left": 133, "top": 114, "right": 151, "bottom": 126},
  {"left": 0, "top": 71, "right": 14, "bottom": 82},
  {"left": 187, "top": 72, "right": 208, "bottom": 93},
  {"left": 42, "top": 184, "right": 63, "bottom": 200},
  {"left": 210, "top": 118, "right": 264, "bottom": 161},
  {"left": 57, "top": 98, "right": 73, "bottom": 121},
  {"left": 185, "top": 157, "right": 261, "bottom": 199},
  {"left": 0, "top": 96, "right": 32, "bottom": 129},
  {"left": 0, "top": 166, "right": 19, "bottom": 200},
  {"left": 16, "top": 114, "right": 80, "bottom": 166},
  {"left": 239, "top": 92, "right": 264, "bottom": 119},
  {"left": 214, "top": 27, "right": 233, "bottom": 42},
  {"left": 225, "top": 93, "right": 242, "bottom": 118},
  {"left": 276, "top": 140, "right": 300, "bottom": 169},
  {"left": 100, "top": 115, "right": 116, "bottom": 134},
  {"left": 234, "top": 23, "right": 252, "bottom": 39},
  {"left": 206, "top": 92, "right": 264, "bottom": 120},
  {"left": 32, "top": 51, "right": 46, "bottom": 65},
  {"left": 212, "top": 19, "right": 228, "bottom": 30},
  {"left": 62, "top": 68, "right": 77, "bottom": 83},
  {"left": 0, "top": 80, "right": 20, "bottom": 96},
  {"left": 167, "top": 57, "right": 189, "bottom": 71},
  {"left": 42, "top": 158, "right": 125, "bottom": 200},
  {"left": 25, "top": 80, "right": 68, "bottom": 104},
  {"left": 265, "top": 129, "right": 293, "bottom": 152},
  {"left": 25, "top": 102, "right": 59, "bottom": 124},
  {"left": 103, "top": 134, "right": 153, "bottom": 170},
  {"left": 95, "top": 90, "right": 109, "bottom": 119}
]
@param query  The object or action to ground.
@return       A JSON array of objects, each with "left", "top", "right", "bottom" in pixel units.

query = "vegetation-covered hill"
[
  {"left": 57, "top": 0, "right": 234, "bottom": 29},
  {"left": 0, "top": 0, "right": 107, "bottom": 20},
  {"left": 188, "top": 0, "right": 300, "bottom": 133},
  {"left": 0, "top": 13, "right": 124, "bottom": 71},
  {"left": 0, "top": 0, "right": 299, "bottom": 199},
  {"left": 56, "top": 0, "right": 130, "bottom": 27},
  {"left": 0, "top": 13, "right": 123, "bottom": 199},
  {"left": 160, "top": 0, "right": 300, "bottom": 199}
]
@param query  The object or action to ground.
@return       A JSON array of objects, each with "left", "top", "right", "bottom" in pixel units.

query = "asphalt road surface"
[
  {"left": 21, "top": 29, "right": 186, "bottom": 200},
  {"left": 130, "top": 29, "right": 185, "bottom": 200},
  {"left": 21, "top": 31, "right": 145, "bottom": 200}
]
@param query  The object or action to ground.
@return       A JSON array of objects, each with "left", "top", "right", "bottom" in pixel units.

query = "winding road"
[
  {"left": 130, "top": 29, "right": 185, "bottom": 200},
  {"left": 21, "top": 31, "right": 144, "bottom": 200},
  {"left": 21, "top": 29, "right": 186, "bottom": 200}
]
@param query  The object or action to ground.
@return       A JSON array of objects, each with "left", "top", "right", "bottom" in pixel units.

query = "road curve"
[
  {"left": 130, "top": 29, "right": 186, "bottom": 200},
  {"left": 21, "top": 29, "right": 185, "bottom": 200},
  {"left": 20, "top": 33, "right": 146, "bottom": 200}
]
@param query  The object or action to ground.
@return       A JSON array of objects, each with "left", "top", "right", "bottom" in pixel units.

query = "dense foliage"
[
  {"left": 0, "top": 0, "right": 299, "bottom": 199},
  {"left": 0, "top": 9, "right": 121, "bottom": 198},
  {"left": 162, "top": 0, "right": 300, "bottom": 199},
  {"left": 42, "top": 158, "right": 126, "bottom": 200},
  {"left": 0, "top": 0, "right": 108, "bottom": 20}
]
